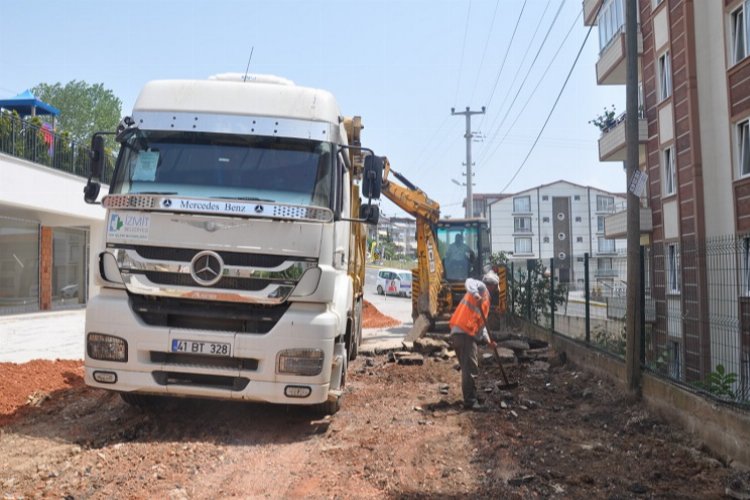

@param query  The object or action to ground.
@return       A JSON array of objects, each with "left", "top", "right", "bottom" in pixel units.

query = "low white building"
[{"left": 487, "top": 180, "right": 627, "bottom": 291}]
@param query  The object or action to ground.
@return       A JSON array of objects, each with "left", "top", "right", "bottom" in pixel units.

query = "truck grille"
[{"left": 131, "top": 295, "right": 289, "bottom": 333}]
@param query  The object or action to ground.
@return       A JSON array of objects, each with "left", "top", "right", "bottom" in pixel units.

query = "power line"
[
  {"left": 469, "top": 0, "right": 501, "bottom": 105},
  {"left": 479, "top": 8, "right": 580, "bottom": 167},
  {"left": 479, "top": 0, "right": 527, "bottom": 131},
  {"left": 498, "top": 8, "right": 596, "bottom": 194},
  {"left": 482, "top": 0, "right": 551, "bottom": 139},
  {"left": 453, "top": 0, "right": 473, "bottom": 106},
  {"left": 478, "top": 0, "right": 567, "bottom": 165}
]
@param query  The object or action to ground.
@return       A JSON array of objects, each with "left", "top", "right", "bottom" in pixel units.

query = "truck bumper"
[{"left": 84, "top": 291, "right": 340, "bottom": 405}]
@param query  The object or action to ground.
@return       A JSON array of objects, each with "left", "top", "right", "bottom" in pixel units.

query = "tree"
[{"left": 32, "top": 80, "right": 122, "bottom": 145}]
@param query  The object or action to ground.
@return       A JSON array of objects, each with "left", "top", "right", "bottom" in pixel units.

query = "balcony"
[
  {"left": 596, "top": 27, "right": 643, "bottom": 85},
  {"left": 603, "top": 206, "right": 653, "bottom": 239},
  {"left": 594, "top": 268, "right": 619, "bottom": 278},
  {"left": 583, "top": 0, "right": 602, "bottom": 26},
  {"left": 598, "top": 111, "right": 648, "bottom": 163}
]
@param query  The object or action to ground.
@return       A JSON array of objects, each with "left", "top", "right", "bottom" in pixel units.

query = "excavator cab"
[{"left": 434, "top": 219, "right": 491, "bottom": 315}]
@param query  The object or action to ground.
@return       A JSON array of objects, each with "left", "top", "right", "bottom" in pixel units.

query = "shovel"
[{"left": 479, "top": 309, "right": 519, "bottom": 390}]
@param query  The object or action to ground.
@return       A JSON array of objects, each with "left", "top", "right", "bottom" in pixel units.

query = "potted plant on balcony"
[{"left": 589, "top": 104, "right": 617, "bottom": 132}]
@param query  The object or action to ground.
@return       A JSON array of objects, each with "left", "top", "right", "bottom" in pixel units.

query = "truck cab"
[{"left": 82, "top": 75, "right": 380, "bottom": 414}]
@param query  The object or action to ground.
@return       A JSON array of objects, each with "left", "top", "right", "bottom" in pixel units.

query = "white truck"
[{"left": 82, "top": 74, "right": 383, "bottom": 414}]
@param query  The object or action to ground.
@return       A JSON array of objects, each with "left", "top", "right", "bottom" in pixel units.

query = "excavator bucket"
[{"left": 405, "top": 314, "right": 431, "bottom": 342}]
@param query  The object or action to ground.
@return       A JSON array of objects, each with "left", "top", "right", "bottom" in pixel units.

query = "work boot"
[{"left": 463, "top": 401, "right": 486, "bottom": 412}]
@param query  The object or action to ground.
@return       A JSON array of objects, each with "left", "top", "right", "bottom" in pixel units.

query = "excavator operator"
[{"left": 444, "top": 233, "right": 475, "bottom": 281}]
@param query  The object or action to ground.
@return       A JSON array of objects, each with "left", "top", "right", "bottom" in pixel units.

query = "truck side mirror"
[
  {"left": 362, "top": 155, "right": 384, "bottom": 200},
  {"left": 359, "top": 204, "right": 380, "bottom": 225},
  {"left": 84, "top": 135, "right": 105, "bottom": 204}
]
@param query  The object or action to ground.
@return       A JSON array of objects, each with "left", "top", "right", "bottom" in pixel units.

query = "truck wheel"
[
  {"left": 349, "top": 299, "right": 362, "bottom": 361},
  {"left": 377, "top": 285, "right": 384, "bottom": 295},
  {"left": 311, "top": 393, "right": 341, "bottom": 416},
  {"left": 311, "top": 347, "right": 346, "bottom": 416},
  {"left": 119, "top": 392, "right": 159, "bottom": 408}
]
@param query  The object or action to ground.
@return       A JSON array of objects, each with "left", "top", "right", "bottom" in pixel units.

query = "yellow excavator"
[{"left": 378, "top": 158, "right": 505, "bottom": 340}]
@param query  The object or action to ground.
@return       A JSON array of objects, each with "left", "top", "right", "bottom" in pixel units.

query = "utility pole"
[
  {"left": 625, "top": 0, "right": 642, "bottom": 395},
  {"left": 452, "top": 106, "right": 485, "bottom": 218}
]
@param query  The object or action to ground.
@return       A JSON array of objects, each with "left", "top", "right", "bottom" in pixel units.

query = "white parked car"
[{"left": 376, "top": 268, "right": 412, "bottom": 298}]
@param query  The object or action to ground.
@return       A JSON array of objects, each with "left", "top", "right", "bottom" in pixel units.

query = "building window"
[
  {"left": 598, "top": 237, "right": 616, "bottom": 253},
  {"left": 663, "top": 147, "right": 676, "bottom": 196},
  {"left": 575, "top": 216, "right": 582, "bottom": 223},
  {"left": 574, "top": 195, "right": 581, "bottom": 201},
  {"left": 513, "top": 196, "right": 531, "bottom": 213},
  {"left": 732, "top": 2, "right": 750, "bottom": 64},
  {"left": 514, "top": 237, "right": 532, "bottom": 254},
  {"left": 737, "top": 119, "right": 750, "bottom": 178},
  {"left": 514, "top": 217, "right": 532, "bottom": 233},
  {"left": 598, "top": 257, "right": 613, "bottom": 270},
  {"left": 652, "top": 0, "right": 663, "bottom": 8},
  {"left": 742, "top": 237, "right": 750, "bottom": 296},
  {"left": 669, "top": 341, "right": 682, "bottom": 379},
  {"left": 542, "top": 195, "right": 549, "bottom": 201},
  {"left": 597, "top": 0, "right": 625, "bottom": 52},
  {"left": 596, "top": 195, "right": 614, "bottom": 212},
  {"left": 597, "top": 215, "right": 606, "bottom": 233},
  {"left": 667, "top": 243, "right": 681, "bottom": 293},
  {"left": 542, "top": 216, "right": 550, "bottom": 223},
  {"left": 576, "top": 236, "right": 584, "bottom": 243},
  {"left": 543, "top": 236, "right": 550, "bottom": 243},
  {"left": 658, "top": 51, "right": 672, "bottom": 101}
]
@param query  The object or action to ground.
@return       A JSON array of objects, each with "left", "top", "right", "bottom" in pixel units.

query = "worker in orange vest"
[{"left": 449, "top": 271, "right": 500, "bottom": 410}]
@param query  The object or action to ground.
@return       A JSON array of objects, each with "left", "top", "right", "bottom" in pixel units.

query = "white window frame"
[
  {"left": 597, "top": 215, "right": 606, "bottom": 233},
  {"left": 513, "top": 196, "right": 531, "bottom": 213},
  {"left": 742, "top": 236, "right": 750, "bottom": 296},
  {"left": 731, "top": 1, "right": 750, "bottom": 65},
  {"left": 658, "top": 51, "right": 672, "bottom": 101},
  {"left": 667, "top": 242, "right": 681, "bottom": 293},
  {"left": 596, "top": 195, "right": 614, "bottom": 212},
  {"left": 738, "top": 118, "right": 750, "bottom": 178},
  {"left": 514, "top": 237, "right": 533, "bottom": 254},
  {"left": 597, "top": 237, "right": 616, "bottom": 253},
  {"left": 663, "top": 146, "right": 676, "bottom": 196},
  {"left": 514, "top": 216, "right": 532, "bottom": 233}
]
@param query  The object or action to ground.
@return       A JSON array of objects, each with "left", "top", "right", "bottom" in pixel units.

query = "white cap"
[{"left": 482, "top": 271, "right": 500, "bottom": 285}]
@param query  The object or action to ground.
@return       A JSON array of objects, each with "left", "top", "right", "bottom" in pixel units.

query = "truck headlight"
[
  {"left": 87, "top": 333, "right": 128, "bottom": 362},
  {"left": 277, "top": 349, "right": 324, "bottom": 376}
]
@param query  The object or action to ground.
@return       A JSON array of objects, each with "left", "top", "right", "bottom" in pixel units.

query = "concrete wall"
[{"left": 516, "top": 319, "right": 750, "bottom": 468}]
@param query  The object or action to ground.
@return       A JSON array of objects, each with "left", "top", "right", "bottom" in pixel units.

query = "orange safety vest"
[{"left": 449, "top": 289, "right": 489, "bottom": 337}]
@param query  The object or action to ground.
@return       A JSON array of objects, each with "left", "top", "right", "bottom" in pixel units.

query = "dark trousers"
[{"left": 451, "top": 333, "right": 478, "bottom": 406}]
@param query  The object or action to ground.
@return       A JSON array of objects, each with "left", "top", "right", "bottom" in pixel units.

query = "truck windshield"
[{"left": 110, "top": 131, "right": 334, "bottom": 208}]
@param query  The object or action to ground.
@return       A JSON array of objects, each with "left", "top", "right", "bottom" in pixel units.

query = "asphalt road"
[{"left": 363, "top": 266, "right": 413, "bottom": 325}]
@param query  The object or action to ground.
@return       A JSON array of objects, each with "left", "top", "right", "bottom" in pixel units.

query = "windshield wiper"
[{"left": 211, "top": 196, "right": 275, "bottom": 202}]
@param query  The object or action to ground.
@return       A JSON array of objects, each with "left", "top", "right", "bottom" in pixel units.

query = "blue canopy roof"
[{"left": 0, "top": 89, "right": 60, "bottom": 117}]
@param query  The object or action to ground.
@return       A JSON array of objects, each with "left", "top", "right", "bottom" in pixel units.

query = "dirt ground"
[{"left": 0, "top": 312, "right": 745, "bottom": 498}]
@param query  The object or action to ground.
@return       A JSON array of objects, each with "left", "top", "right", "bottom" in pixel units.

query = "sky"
[{"left": 0, "top": 0, "right": 626, "bottom": 219}]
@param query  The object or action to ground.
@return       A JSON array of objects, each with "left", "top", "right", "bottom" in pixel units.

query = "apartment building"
[
  {"left": 584, "top": 0, "right": 750, "bottom": 388},
  {"left": 487, "top": 181, "right": 627, "bottom": 291}
]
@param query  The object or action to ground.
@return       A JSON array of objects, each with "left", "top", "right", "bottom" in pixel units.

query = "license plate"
[{"left": 171, "top": 339, "right": 231, "bottom": 357}]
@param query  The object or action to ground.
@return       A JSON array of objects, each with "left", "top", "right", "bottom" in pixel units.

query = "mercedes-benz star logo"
[
  {"left": 162, "top": 199, "right": 172, "bottom": 208},
  {"left": 254, "top": 205, "right": 264, "bottom": 214},
  {"left": 189, "top": 251, "right": 224, "bottom": 286}
]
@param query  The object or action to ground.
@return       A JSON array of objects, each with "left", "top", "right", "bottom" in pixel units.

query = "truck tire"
[
  {"left": 119, "top": 392, "right": 159, "bottom": 408},
  {"left": 349, "top": 299, "right": 362, "bottom": 361},
  {"left": 310, "top": 347, "right": 347, "bottom": 416}
]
